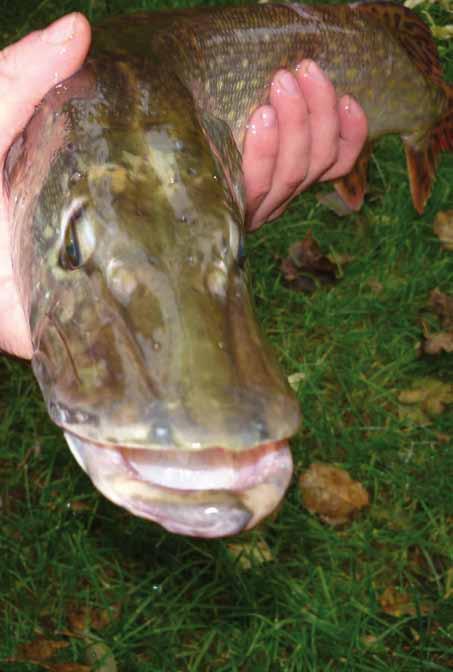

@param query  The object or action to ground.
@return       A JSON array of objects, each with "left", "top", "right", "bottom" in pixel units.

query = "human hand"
[
  {"left": 244, "top": 60, "right": 368, "bottom": 230},
  {"left": 0, "top": 13, "right": 91, "bottom": 359}
]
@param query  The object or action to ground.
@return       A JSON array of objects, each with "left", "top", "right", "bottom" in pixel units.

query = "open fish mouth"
[{"left": 65, "top": 433, "right": 293, "bottom": 537}]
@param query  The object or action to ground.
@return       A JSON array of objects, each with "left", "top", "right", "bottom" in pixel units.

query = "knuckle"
[
  {"left": 283, "top": 176, "right": 304, "bottom": 192},
  {"left": 319, "top": 146, "right": 338, "bottom": 171}
]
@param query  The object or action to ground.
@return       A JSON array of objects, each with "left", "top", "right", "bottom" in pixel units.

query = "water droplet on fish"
[
  {"left": 169, "top": 176, "right": 176, "bottom": 185},
  {"left": 187, "top": 255, "right": 196, "bottom": 266},
  {"left": 152, "top": 341, "right": 161, "bottom": 352},
  {"left": 175, "top": 140, "right": 184, "bottom": 151},
  {"left": 179, "top": 215, "right": 188, "bottom": 224},
  {"left": 152, "top": 584, "right": 162, "bottom": 593},
  {"left": 217, "top": 340, "right": 225, "bottom": 350},
  {"left": 213, "top": 174, "right": 218, "bottom": 181}
]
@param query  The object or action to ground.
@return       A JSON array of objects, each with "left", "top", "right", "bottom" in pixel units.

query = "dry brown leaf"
[
  {"left": 67, "top": 500, "right": 92, "bottom": 513},
  {"left": 398, "top": 378, "right": 453, "bottom": 424},
  {"left": 422, "top": 331, "right": 453, "bottom": 355},
  {"left": 67, "top": 604, "right": 120, "bottom": 634},
  {"left": 379, "top": 586, "right": 431, "bottom": 617},
  {"left": 366, "top": 278, "right": 384, "bottom": 295},
  {"left": 299, "top": 463, "right": 369, "bottom": 526},
  {"left": 428, "top": 289, "right": 453, "bottom": 330},
  {"left": 420, "top": 289, "right": 453, "bottom": 355},
  {"left": 289, "top": 232, "right": 337, "bottom": 276},
  {"left": 281, "top": 231, "right": 339, "bottom": 294},
  {"left": 287, "top": 372, "right": 306, "bottom": 391},
  {"left": 433, "top": 210, "right": 453, "bottom": 251},
  {"left": 84, "top": 639, "right": 117, "bottom": 672},
  {"left": 17, "top": 638, "right": 69, "bottom": 661}
]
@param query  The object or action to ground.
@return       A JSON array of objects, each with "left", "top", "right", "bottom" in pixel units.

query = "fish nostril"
[
  {"left": 150, "top": 422, "right": 173, "bottom": 445},
  {"left": 252, "top": 418, "right": 268, "bottom": 441},
  {"left": 206, "top": 267, "right": 227, "bottom": 298},
  {"left": 106, "top": 259, "right": 138, "bottom": 304}
]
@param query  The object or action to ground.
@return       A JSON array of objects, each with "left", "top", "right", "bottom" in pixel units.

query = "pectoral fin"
[{"left": 332, "top": 141, "right": 373, "bottom": 213}]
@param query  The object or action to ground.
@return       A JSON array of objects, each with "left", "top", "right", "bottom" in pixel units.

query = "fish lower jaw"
[{"left": 64, "top": 432, "right": 293, "bottom": 538}]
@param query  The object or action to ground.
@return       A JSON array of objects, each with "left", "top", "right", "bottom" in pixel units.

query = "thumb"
[{"left": 0, "top": 12, "right": 91, "bottom": 154}]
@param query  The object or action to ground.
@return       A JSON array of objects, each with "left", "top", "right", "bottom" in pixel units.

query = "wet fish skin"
[
  {"left": 5, "top": 2, "right": 452, "bottom": 537},
  {"left": 95, "top": 1, "right": 451, "bottom": 211}
]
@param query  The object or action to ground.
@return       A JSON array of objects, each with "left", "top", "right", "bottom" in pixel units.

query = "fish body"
[{"left": 5, "top": 2, "right": 452, "bottom": 537}]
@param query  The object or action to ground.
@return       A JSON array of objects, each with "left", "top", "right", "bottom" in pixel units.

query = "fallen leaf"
[
  {"left": 421, "top": 331, "right": 453, "bottom": 355},
  {"left": 379, "top": 586, "right": 431, "bottom": 617},
  {"left": 419, "top": 289, "right": 453, "bottom": 355},
  {"left": 398, "top": 378, "right": 453, "bottom": 424},
  {"left": 17, "top": 638, "right": 69, "bottom": 661},
  {"left": 67, "top": 500, "right": 92, "bottom": 513},
  {"left": 287, "top": 372, "right": 305, "bottom": 391},
  {"left": 84, "top": 638, "right": 117, "bottom": 672},
  {"left": 431, "top": 24, "right": 453, "bottom": 40},
  {"left": 299, "top": 463, "right": 369, "bottom": 526},
  {"left": 67, "top": 604, "right": 120, "bottom": 634},
  {"left": 289, "top": 232, "right": 337, "bottom": 276},
  {"left": 433, "top": 210, "right": 453, "bottom": 251},
  {"left": 428, "top": 289, "right": 453, "bottom": 330},
  {"left": 366, "top": 278, "right": 384, "bottom": 295},
  {"left": 281, "top": 231, "right": 342, "bottom": 294},
  {"left": 227, "top": 538, "right": 273, "bottom": 570}
]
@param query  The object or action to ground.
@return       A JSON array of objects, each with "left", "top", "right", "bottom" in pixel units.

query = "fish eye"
[{"left": 59, "top": 204, "right": 85, "bottom": 270}]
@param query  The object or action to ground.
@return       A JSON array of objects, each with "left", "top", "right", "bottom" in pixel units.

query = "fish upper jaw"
[{"left": 64, "top": 432, "right": 293, "bottom": 537}]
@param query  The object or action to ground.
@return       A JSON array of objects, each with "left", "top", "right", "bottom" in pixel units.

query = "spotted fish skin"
[
  {"left": 5, "top": 3, "right": 452, "bottom": 537},
  {"left": 93, "top": 1, "right": 452, "bottom": 211}
]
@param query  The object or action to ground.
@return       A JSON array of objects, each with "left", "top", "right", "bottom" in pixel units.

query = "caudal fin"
[{"left": 404, "top": 84, "right": 453, "bottom": 214}]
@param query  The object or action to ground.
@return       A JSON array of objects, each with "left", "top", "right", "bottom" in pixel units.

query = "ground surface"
[{"left": 0, "top": 0, "right": 452, "bottom": 670}]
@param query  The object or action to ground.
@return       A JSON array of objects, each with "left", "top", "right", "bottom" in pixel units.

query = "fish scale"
[{"left": 5, "top": 2, "right": 452, "bottom": 537}]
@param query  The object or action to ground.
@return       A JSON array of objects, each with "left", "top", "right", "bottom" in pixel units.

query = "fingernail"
[
  {"left": 341, "top": 95, "right": 360, "bottom": 116},
  {"left": 276, "top": 71, "right": 299, "bottom": 96},
  {"left": 42, "top": 14, "right": 77, "bottom": 45},
  {"left": 260, "top": 107, "right": 276, "bottom": 128},
  {"left": 301, "top": 60, "right": 326, "bottom": 82}
]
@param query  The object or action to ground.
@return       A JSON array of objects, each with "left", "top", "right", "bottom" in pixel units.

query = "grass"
[{"left": 0, "top": 0, "right": 452, "bottom": 670}]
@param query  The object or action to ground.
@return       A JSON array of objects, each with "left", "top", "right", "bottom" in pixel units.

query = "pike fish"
[{"left": 6, "top": 2, "right": 452, "bottom": 537}]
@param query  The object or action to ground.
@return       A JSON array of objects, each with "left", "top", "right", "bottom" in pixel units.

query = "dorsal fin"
[{"left": 352, "top": 1, "right": 444, "bottom": 84}]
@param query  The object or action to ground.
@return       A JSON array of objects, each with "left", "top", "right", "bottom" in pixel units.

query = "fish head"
[{"left": 7, "top": 61, "right": 301, "bottom": 537}]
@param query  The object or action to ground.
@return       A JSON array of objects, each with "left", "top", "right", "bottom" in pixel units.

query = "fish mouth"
[{"left": 64, "top": 432, "right": 293, "bottom": 537}]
